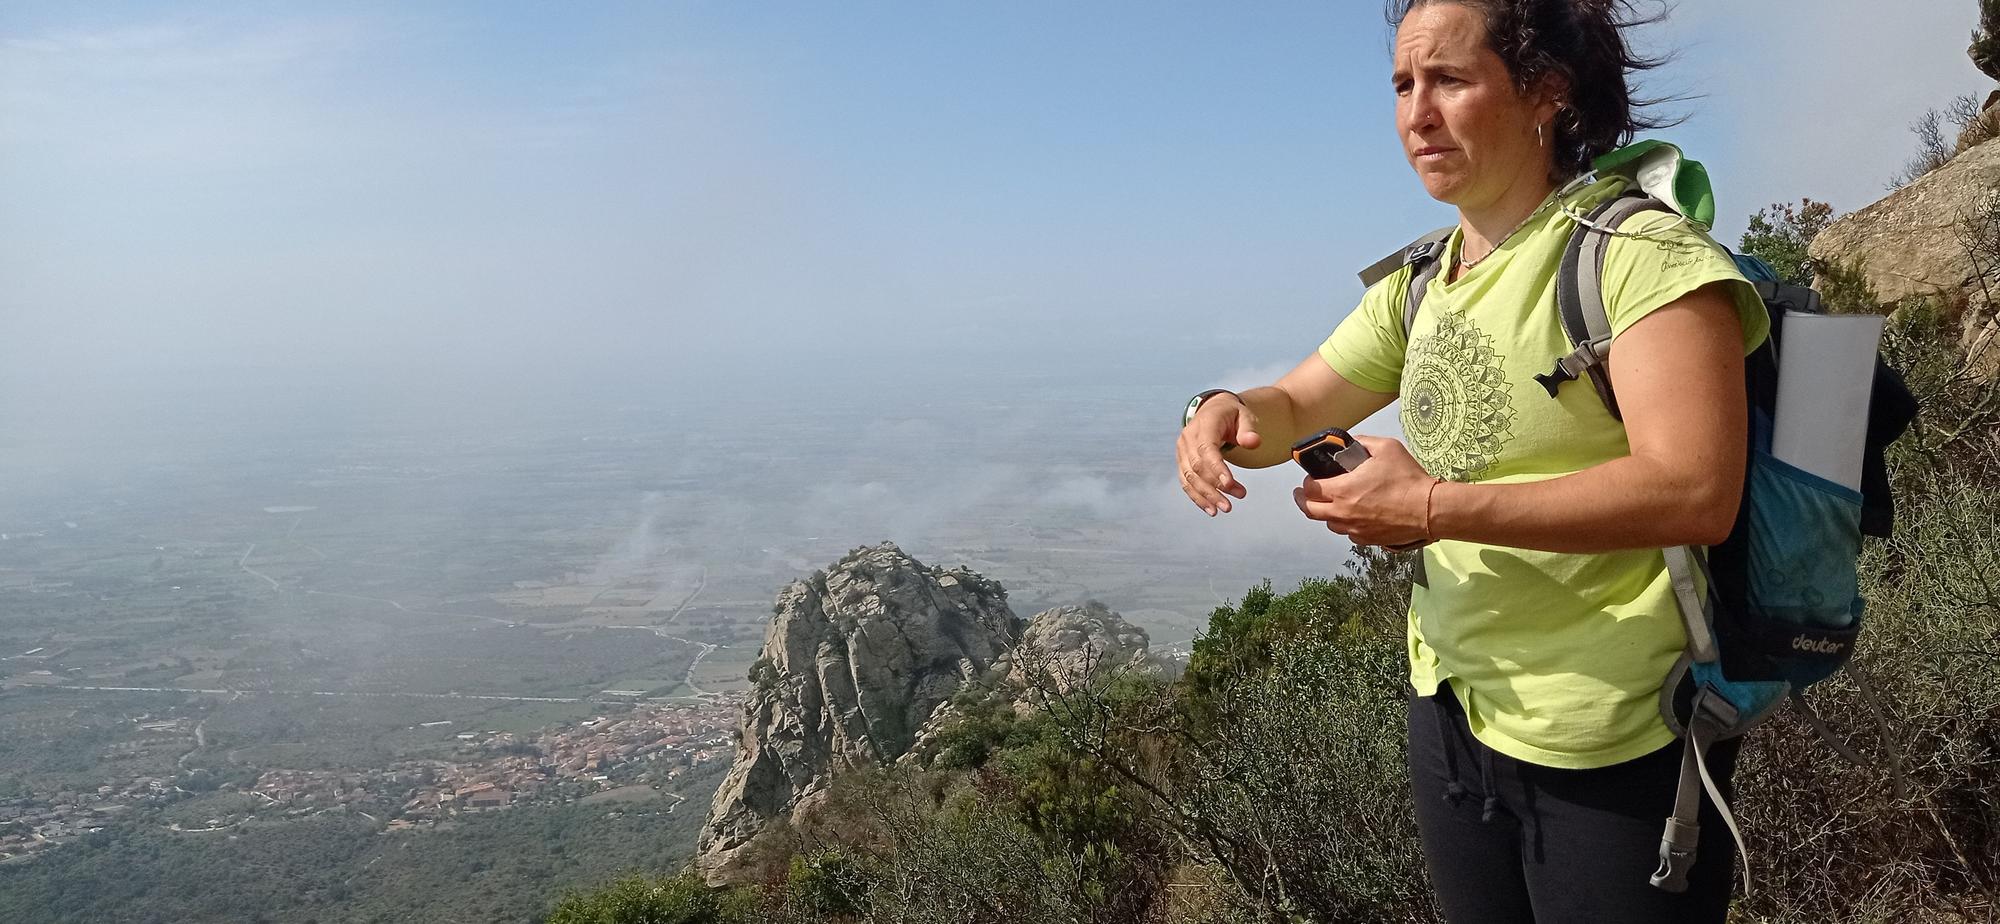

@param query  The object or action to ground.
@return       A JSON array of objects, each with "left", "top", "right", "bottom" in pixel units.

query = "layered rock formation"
[
  {"left": 1810, "top": 137, "right": 2000, "bottom": 305},
  {"left": 694, "top": 547, "right": 1172, "bottom": 884},
  {"left": 694, "top": 542, "right": 1021, "bottom": 882},
  {"left": 1811, "top": 134, "right": 2000, "bottom": 377}
]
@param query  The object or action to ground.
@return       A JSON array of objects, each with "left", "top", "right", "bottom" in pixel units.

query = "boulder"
[
  {"left": 693, "top": 542, "right": 1020, "bottom": 883},
  {"left": 1000, "top": 600, "right": 1161, "bottom": 695},
  {"left": 1811, "top": 136, "right": 2000, "bottom": 376},
  {"left": 1809, "top": 138, "right": 2000, "bottom": 306}
]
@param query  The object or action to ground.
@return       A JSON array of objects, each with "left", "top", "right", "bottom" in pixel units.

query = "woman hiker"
[{"left": 1174, "top": 1, "right": 1771, "bottom": 921}]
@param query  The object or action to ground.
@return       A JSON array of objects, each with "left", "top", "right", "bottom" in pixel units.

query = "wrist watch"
[{"left": 1182, "top": 389, "right": 1235, "bottom": 429}]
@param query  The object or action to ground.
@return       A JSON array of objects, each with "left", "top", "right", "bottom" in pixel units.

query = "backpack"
[{"left": 1359, "top": 141, "right": 1919, "bottom": 894}]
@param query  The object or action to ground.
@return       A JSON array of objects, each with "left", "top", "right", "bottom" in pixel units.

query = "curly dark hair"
[{"left": 1386, "top": 0, "right": 1681, "bottom": 180}]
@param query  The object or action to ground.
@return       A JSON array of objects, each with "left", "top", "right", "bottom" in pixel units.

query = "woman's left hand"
[{"left": 1292, "top": 435, "right": 1435, "bottom": 547}]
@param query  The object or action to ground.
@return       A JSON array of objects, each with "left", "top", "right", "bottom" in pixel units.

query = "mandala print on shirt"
[{"left": 1402, "top": 309, "right": 1517, "bottom": 481}]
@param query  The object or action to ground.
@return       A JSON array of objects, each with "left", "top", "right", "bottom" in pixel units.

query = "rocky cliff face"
[
  {"left": 1811, "top": 136, "right": 2000, "bottom": 378},
  {"left": 1811, "top": 137, "right": 2000, "bottom": 305},
  {"left": 893, "top": 599, "right": 1170, "bottom": 768},
  {"left": 694, "top": 547, "right": 1174, "bottom": 884},
  {"left": 693, "top": 542, "right": 1021, "bottom": 883}
]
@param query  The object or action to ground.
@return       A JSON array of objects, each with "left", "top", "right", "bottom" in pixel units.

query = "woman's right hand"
[{"left": 1176, "top": 393, "right": 1263, "bottom": 517}]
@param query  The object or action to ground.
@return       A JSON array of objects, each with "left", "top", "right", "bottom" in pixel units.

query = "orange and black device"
[{"left": 1291, "top": 427, "right": 1372, "bottom": 478}]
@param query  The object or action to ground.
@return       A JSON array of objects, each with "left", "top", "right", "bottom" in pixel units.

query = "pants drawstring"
[
  {"left": 1434, "top": 695, "right": 1469, "bottom": 806},
  {"left": 1435, "top": 692, "right": 1501, "bottom": 823},
  {"left": 1479, "top": 745, "right": 1500, "bottom": 823}
]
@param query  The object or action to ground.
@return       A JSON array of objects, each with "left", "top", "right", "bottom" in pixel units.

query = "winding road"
[{"left": 177, "top": 717, "right": 209, "bottom": 769}]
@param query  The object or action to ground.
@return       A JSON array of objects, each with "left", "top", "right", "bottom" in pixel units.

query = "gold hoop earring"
[{"left": 1536, "top": 123, "right": 1545, "bottom": 148}]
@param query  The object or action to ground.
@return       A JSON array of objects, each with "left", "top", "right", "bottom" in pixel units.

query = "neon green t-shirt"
[{"left": 1318, "top": 177, "right": 1771, "bottom": 770}]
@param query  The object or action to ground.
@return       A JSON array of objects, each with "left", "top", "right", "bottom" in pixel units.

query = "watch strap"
[
  {"left": 1182, "top": 389, "right": 1235, "bottom": 428},
  {"left": 1183, "top": 389, "right": 1239, "bottom": 452}
]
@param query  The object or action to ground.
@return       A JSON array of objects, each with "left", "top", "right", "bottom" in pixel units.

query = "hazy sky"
[{"left": 0, "top": 1, "right": 1987, "bottom": 392}]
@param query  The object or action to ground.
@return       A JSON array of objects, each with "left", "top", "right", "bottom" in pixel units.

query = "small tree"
[
  {"left": 1892, "top": 94, "right": 1996, "bottom": 189},
  {"left": 1740, "top": 199, "right": 1838, "bottom": 287},
  {"left": 1973, "top": 0, "right": 2000, "bottom": 82}
]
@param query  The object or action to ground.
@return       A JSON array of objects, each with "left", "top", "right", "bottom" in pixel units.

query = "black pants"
[{"left": 1408, "top": 689, "right": 1741, "bottom": 924}]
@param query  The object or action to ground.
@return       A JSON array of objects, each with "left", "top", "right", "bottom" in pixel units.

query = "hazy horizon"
[
  {"left": 3, "top": 2, "right": 1985, "bottom": 404},
  {"left": 6, "top": 1, "right": 1986, "bottom": 623},
  {"left": 0, "top": 5, "right": 1989, "bottom": 918}
]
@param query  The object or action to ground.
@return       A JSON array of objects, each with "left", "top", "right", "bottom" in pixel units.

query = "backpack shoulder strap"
[
  {"left": 1357, "top": 226, "right": 1456, "bottom": 341},
  {"left": 1542, "top": 193, "right": 1674, "bottom": 421}
]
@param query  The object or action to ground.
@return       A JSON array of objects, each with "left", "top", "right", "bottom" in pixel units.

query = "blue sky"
[{"left": 0, "top": 1, "right": 1986, "bottom": 391}]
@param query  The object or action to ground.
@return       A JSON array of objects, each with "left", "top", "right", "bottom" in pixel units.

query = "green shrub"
[
  {"left": 546, "top": 872, "right": 757, "bottom": 924},
  {"left": 1740, "top": 199, "right": 1837, "bottom": 286},
  {"left": 1173, "top": 575, "right": 1434, "bottom": 924},
  {"left": 824, "top": 770, "right": 1105, "bottom": 924},
  {"left": 1184, "top": 548, "right": 1411, "bottom": 716},
  {"left": 784, "top": 848, "right": 873, "bottom": 919},
  {"left": 925, "top": 696, "right": 1056, "bottom": 772},
  {"left": 1975, "top": 0, "right": 2000, "bottom": 80}
]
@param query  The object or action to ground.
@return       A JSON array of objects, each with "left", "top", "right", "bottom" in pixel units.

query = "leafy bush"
[
  {"left": 1737, "top": 198, "right": 1882, "bottom": 317},
  {"left": 1183, "top": 547, "right": 1411, "bottom": 715},
  {"left": 783, "top": 848, "right": 873, "bottom": 919},
  {"left": 546, "top": 872, "right": 756, "bottom": 924},
  {"left": 1975, "top": 0, "right": 2000, "bottom": 81},
  {"left": 1013, "top": 549, "right": 1426, "bottom": 923},
  {"left": 1740, "top": 199, "right": 1837, "bottom": 287},
  {"left": 771, "top": 670, "right": 1176, "bottom": 922},
  {"left": 792, "top": 769, "right": 1113, "bottom": 924},
  {"left": 1175, "top": 589, "right": 1432, "bottom": 923},
  {"left": 924, "top": 693, "right": 1056, "bottom": 772}
]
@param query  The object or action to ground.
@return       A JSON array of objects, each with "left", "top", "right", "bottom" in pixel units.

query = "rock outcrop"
[
  {"left": 1000, "top": 600, "right": 1162, "bottom": 694},
  {"left": 1810, "top": 138, "right": 2000, "bottom": 306},
  {"left": 901, "top": 600, "right": 1168, "bottom": 769},
  {"left": 1810, "top": 135, "right": 2000, "bottom": 375},
  {"left": 693, "top": 542, "right": 1021, "bottom": 883}
]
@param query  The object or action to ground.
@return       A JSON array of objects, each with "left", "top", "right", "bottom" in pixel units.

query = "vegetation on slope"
[
  {"left": 550, "top": 149, "right": 2000, "bottom": 924},
  {"left": 0, "top": 762, "right": 723, "bottom": 924}
]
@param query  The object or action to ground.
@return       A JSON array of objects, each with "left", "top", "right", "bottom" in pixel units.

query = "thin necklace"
[{"left": 1455, "top": 186, "right": 1564, "bottom": 271}]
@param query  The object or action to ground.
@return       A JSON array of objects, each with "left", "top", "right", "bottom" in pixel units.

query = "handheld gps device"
[
  {"left": 1293, "top": 427, "right": 1429, "bottom": 552},
  {"left": 1291, "top": 427, "right": 1372, "bottom": 479}
]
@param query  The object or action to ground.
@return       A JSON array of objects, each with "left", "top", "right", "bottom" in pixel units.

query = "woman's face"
[{"left": 1393, "top": 2, "right": 1558, "bottom": 208}]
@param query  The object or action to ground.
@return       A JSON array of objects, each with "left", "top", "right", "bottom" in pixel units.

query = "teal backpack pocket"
[{"left": 1737, "top": 450, "right": 1865, "bottom": 684}]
